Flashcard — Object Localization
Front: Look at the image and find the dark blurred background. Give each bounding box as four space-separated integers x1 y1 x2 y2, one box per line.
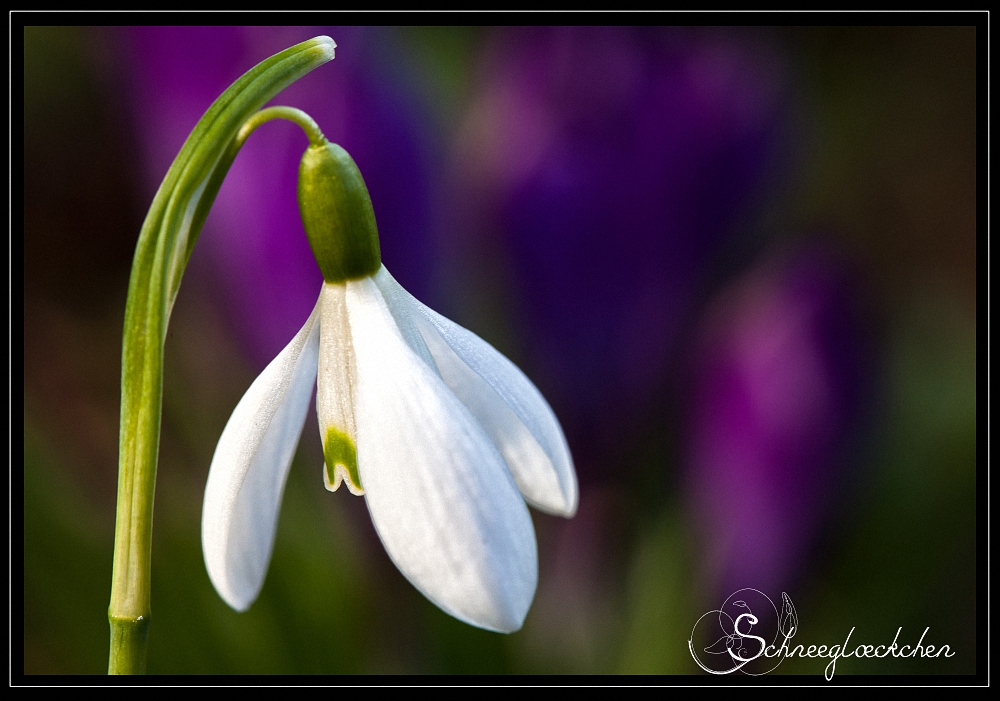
23 25 977 675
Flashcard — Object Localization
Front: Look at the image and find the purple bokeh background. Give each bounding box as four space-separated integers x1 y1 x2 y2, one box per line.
450 27 788 482
685 245 871 598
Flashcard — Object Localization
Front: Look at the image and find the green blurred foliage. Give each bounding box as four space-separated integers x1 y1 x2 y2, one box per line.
24 422 113 674
778 292 976 676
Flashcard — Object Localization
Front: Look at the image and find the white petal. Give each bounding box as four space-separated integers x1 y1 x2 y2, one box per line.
201 297 321 611
374 267 578 517
316 283 363 495
347 275 537 633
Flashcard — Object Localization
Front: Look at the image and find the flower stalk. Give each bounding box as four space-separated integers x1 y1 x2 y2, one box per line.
108 36 336 675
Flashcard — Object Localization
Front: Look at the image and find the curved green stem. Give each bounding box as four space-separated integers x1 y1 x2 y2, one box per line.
238 105 326 147
108 36 335 675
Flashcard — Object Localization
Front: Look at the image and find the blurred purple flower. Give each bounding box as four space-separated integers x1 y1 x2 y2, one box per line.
452 27 787 478
685 245 870 597
119 26 435 366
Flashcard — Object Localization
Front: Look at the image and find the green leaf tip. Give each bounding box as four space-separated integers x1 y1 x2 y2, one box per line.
312 35 337 60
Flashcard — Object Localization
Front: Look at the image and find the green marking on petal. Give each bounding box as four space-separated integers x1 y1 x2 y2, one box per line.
324 426 362 494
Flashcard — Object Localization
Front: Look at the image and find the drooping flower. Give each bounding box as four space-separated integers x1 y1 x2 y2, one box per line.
201 140 577 633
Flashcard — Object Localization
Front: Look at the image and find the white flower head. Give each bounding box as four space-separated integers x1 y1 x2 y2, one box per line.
201 140 577 633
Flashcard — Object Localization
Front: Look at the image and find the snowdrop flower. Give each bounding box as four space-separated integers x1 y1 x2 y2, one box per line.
202 138 577 633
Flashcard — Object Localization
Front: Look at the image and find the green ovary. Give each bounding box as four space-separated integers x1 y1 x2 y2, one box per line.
324 426 362 493
298 141 381 283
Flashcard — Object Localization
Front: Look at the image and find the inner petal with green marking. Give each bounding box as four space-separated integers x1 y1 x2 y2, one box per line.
324 425 363 495
316 281 361 495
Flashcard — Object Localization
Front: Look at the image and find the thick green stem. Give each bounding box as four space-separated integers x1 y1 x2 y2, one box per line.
108 616 150 675
108 36 335 675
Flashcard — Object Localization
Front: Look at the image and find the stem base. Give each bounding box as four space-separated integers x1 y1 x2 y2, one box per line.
108 615 150 675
